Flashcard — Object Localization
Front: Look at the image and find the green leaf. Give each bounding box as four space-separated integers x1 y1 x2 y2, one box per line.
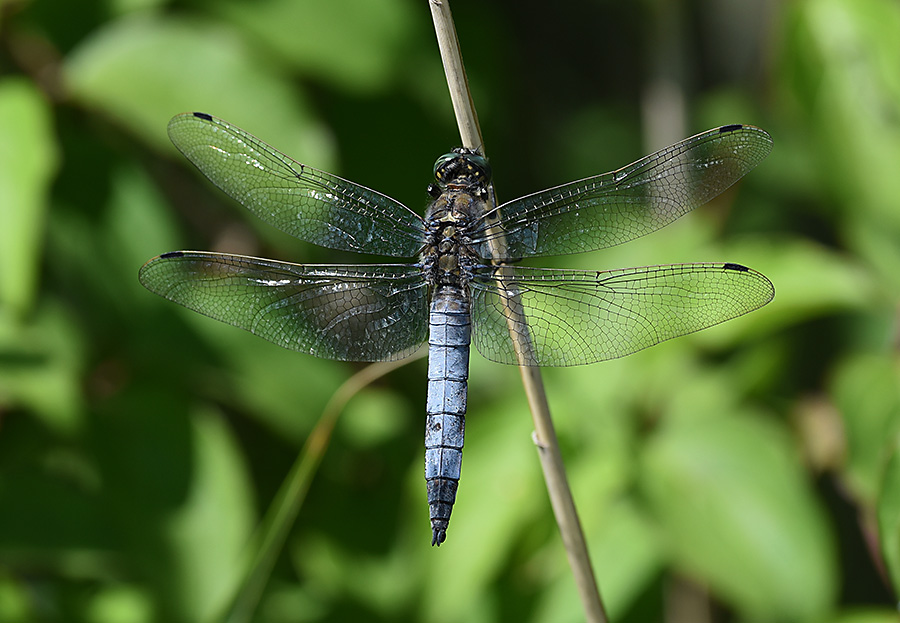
214 0 416 93
642 413 836 620
779 0 900 306
339 387 409 448
829 610 900 623
165 406 255 622
832 353 900 504
0 301 85 433
106 165 183 289
722 237 877 329
878 447 900 596
83 584 154 623
781 0 900 227
847 217 900 299
0 78 58 317
64 14 333 167
0 575 30 622
532 501 663 623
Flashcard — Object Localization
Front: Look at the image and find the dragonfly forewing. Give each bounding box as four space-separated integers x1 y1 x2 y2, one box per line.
167 113 427 257
469 262 774 366
470 125 772 260
139 251 429 361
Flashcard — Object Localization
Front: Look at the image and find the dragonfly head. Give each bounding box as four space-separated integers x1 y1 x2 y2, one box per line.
433 148 492 189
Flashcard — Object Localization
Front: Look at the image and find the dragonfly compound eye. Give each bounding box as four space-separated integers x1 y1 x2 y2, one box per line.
464 154 491 182
433 151 492 185
433 153 458 180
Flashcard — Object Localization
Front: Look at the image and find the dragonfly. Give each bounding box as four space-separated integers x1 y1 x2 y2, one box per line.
140 112 774 546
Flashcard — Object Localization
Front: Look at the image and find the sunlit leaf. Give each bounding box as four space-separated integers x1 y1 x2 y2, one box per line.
832 353 900 504
642 413 836 620
64 15 333 167
214 0 416 92
780 0 900 305
106 165 183 290
0 576 29 623
830 609 900 623
781 0 900 226
532 501 663 623
83 584 153 623
877 447 900 597
0 301 84 432
736 238 875 322
165 406 255 622
0 78 57 317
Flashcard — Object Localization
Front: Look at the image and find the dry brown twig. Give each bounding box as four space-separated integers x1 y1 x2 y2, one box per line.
428 2 609 622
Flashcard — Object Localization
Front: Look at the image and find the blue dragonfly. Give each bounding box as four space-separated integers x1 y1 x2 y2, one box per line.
140 112 774 545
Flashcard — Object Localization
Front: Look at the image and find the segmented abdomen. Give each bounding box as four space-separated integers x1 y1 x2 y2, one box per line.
424 285 470 546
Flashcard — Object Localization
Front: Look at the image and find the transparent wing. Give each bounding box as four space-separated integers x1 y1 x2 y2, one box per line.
470 125 772 259
469 262 774 366
139 251 429 361
167 112 426 257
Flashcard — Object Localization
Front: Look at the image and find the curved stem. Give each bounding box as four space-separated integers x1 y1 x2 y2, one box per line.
220 355 423 623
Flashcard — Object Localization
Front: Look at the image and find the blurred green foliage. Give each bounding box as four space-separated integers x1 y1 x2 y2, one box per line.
0 0 898 621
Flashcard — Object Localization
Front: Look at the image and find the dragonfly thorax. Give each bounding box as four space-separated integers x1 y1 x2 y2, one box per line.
422 185 485 288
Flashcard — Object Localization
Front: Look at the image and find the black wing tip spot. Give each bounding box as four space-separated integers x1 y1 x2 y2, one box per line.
723 262 749 272
192 112 213 121
718 124 744 133
160 251 186 259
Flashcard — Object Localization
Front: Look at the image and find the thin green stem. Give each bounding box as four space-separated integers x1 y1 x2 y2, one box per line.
218 355 422 623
